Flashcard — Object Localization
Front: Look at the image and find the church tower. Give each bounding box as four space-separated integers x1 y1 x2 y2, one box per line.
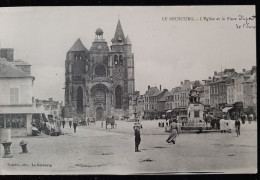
110 20 135 112
64 19 135 119
65 39 89 117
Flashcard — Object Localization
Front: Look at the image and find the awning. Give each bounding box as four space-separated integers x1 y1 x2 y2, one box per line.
222 107 233 113
0 105 44 114
166 110 173 113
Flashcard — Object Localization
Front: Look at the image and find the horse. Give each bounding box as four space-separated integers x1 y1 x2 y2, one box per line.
106 116 116 129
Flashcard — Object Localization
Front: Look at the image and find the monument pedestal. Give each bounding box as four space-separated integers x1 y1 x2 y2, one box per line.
2 142 13 158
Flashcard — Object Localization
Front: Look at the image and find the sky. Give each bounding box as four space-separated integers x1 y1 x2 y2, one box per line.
0 6 256 102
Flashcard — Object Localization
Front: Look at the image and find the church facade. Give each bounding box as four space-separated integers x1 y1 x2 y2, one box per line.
64 20 135 120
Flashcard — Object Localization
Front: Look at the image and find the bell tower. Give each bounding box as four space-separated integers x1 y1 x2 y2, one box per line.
110 20 135 112
65 38 88 117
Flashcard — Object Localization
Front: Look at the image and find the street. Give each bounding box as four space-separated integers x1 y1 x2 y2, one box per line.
0 120 257 175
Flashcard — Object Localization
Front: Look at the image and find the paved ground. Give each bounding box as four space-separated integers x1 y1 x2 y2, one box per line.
0 120 257 175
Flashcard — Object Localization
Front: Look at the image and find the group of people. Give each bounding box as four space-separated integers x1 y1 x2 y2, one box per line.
31 116 64 136
63 116 81 133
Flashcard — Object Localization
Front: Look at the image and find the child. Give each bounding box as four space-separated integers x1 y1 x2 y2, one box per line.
134 124 141 152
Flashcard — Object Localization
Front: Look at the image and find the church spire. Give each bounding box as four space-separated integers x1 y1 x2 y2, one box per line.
125 35 131 44
112 20 125 43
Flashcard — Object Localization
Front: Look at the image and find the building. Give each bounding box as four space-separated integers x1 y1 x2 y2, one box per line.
201 78 212 106
143 86 167 119
165 90 174 111
35 98 63 117
0 49 39 136
136 94 144 118
209 69 237 108
64 20 135 120
226 78 235 105
157 90 170 118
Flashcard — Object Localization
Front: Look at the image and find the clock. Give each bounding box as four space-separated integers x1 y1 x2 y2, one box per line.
97 44 103 50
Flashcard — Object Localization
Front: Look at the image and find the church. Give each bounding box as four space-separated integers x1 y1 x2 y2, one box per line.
64 20 135 120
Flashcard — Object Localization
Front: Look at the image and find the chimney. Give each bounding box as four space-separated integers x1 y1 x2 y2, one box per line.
160 85 161 91
208 76 211 79
214 71 217 76
242 69 245 72
181 81 183 85
148 85 150 90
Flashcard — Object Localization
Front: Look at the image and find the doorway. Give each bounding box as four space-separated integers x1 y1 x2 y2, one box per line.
96 107 103 121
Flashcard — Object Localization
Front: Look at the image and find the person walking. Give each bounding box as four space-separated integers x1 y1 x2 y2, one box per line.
87 116 90 126
62 118 66 128
69 117 72 128
73 116 79 133
249 114 253 124
235 119 241 137
166 120 179 144
241 113 246 124
134 124 141 152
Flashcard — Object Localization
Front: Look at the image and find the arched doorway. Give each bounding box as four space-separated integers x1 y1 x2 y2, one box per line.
115 85 123 109
96 107 103 121
77 86 83 113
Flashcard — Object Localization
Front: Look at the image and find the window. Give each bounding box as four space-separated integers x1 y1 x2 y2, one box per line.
119 55 123 65
194 111 200 118
0 115 4 128
5 114 26 128
10 88 19 104
114 55 118 65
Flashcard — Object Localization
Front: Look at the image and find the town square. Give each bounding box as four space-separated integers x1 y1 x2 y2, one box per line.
0 6 257 175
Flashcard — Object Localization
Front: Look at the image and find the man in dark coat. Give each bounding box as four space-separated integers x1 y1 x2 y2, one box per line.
134 125 141 152
73 116 79 133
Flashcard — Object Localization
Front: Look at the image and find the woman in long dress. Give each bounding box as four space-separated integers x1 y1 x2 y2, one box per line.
166 120 179 144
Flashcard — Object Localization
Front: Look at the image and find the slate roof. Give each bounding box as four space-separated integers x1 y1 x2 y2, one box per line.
180 82 194 91
69 38 87 52
144 87 160 96
11 59 31 66
158 91 170 102
0 58 34 78
244 73 256 83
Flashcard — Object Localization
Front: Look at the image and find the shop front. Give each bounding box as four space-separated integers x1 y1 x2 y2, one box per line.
0 105 43 137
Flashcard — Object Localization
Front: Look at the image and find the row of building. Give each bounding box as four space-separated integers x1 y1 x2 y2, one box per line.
130 67 256 120
0 47 62 136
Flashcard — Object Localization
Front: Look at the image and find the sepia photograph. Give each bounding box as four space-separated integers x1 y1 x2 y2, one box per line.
0 6 257 175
